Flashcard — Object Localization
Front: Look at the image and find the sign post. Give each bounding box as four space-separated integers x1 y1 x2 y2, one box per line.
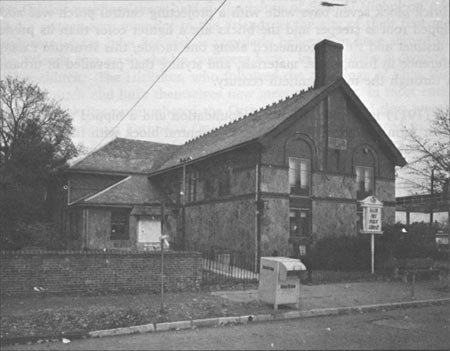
159 234 169 313
359 196 383 274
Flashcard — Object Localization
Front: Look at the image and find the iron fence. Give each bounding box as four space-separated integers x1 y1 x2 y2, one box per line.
200 247 258 288
191 245 397 288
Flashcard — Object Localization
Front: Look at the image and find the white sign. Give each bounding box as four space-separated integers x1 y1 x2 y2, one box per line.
360 196 383 234
359 196 384 274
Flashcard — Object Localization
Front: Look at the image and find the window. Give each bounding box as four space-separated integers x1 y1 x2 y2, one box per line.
204 178 215 199
111 209 129 240
289 209 310 238
356 166 373 199
289 157 311 195
187 170 198 202
218 169 231 196
68 210 79 240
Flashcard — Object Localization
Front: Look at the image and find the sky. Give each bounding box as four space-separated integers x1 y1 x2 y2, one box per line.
1 0 449 197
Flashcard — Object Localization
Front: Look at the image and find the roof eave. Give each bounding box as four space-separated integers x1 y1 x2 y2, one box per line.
258 80 339 145
148 139 261 178
339 79 407 167
258 78 406 167
65 168 149 176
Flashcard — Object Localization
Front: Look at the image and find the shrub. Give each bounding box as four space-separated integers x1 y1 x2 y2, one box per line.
1 220 65 250
309 236 371 271
382 222 436 259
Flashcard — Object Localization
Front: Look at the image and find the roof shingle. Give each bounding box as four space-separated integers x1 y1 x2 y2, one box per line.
157 84 329 170
69 77 405 176
70 138 179 173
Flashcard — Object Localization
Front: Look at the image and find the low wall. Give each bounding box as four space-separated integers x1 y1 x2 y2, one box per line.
0 250 202 296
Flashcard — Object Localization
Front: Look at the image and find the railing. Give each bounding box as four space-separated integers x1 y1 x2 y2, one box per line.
200 247 258 289
188 245 392 288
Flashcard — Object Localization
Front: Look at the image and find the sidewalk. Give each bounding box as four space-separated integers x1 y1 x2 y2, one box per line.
212 280 450 310
1 278 449 345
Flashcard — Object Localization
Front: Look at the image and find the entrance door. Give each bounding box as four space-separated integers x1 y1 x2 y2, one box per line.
138 217 161 244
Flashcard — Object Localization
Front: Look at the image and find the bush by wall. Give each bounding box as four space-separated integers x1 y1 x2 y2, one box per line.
307 221 444 272
0 221 66 251
0 250 202 296
382 222 437 259
308 236 372 271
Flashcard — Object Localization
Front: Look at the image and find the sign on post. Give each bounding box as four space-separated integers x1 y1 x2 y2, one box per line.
360 196 383 234
359 196 383 274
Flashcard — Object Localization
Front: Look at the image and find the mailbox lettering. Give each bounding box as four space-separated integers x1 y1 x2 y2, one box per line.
262 265 274 271
280 284 296 289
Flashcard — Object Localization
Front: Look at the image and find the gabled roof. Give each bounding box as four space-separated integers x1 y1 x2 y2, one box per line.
69 78 405 178
82 175 163 205
155 83 330 171
153 78 406 173
69 138 179 174
70 174 170 206
338 80 406 166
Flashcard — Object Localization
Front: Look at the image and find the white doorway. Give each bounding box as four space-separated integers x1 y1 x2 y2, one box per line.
137 217 161 244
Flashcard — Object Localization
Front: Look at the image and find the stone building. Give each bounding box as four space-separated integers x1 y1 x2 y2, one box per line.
64 39 406 268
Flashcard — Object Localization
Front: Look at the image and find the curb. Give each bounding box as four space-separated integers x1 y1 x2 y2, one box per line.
2 298 449 346
89 298 450 336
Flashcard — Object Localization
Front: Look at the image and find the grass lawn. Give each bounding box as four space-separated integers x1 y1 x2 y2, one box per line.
1 287 268 341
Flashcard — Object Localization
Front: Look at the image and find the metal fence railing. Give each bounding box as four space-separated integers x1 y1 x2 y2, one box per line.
190 245 414 288
200 248 258 288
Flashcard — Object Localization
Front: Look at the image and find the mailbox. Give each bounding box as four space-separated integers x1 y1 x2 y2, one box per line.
258 257 306 310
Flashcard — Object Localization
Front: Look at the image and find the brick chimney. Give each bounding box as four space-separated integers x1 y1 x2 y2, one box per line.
314 39 343 88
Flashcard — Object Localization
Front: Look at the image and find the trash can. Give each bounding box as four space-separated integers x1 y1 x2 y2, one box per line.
258 257 306 310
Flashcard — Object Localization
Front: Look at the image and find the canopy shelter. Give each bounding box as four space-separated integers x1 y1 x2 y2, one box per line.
396 192 449 225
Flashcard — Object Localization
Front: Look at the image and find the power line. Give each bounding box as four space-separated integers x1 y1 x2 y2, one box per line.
91 0 228 152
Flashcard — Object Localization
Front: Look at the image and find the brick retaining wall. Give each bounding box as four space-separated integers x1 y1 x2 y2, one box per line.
0 250 202 296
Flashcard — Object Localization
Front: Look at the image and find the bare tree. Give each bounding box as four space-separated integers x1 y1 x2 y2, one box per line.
402 108 450 194
1 77 78 248
1 77 77 167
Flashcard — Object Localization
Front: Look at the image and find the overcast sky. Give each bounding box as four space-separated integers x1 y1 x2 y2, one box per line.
1 0 449 196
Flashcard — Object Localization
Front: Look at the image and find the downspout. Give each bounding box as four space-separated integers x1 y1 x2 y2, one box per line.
67 179 71 206
254 148 262 273
83 209 89 250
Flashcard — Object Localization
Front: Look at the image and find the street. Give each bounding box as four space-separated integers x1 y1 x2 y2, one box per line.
3 304 449 350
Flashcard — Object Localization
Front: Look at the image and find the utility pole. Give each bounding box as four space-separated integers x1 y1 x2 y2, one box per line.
179 157 192 250
430 168 434 228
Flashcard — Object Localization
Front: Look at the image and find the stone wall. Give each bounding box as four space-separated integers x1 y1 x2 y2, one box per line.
312 173 355 199
312 200 357 239
185 198 256 254
260 197 290 256
0 250 202 296
83 208 136 250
